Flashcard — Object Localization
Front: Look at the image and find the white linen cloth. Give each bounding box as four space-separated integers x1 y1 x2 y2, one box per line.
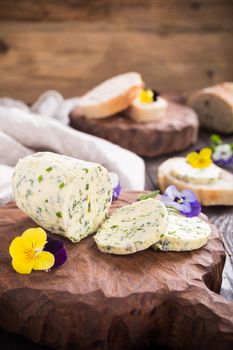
0 91 145 206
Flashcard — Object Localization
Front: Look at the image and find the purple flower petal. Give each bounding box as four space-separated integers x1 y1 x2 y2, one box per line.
109 172 121 200
161 185 201 218
189 200 201 217
44 236 67 270
178 201 192 214
164 185 181 200
160 194 175 207
213 156 233 168
112 182 121 201
180 189 197 203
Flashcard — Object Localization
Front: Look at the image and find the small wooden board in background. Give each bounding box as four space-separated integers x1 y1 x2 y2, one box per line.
70 100 199 157
0 192 232 350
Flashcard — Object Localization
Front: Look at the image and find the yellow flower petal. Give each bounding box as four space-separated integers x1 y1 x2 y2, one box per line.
139 89 154 104
33 251 55 271
202 158 212 168
200 148 212 160
12 256 34 274
9 236 25 258
22 227 47 251
186 152 198 165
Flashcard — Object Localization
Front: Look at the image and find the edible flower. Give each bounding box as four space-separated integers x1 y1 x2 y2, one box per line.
139 89 154 104
44 236 67 270
160 185 201 218
210 134 233 167
109 172 121 200
186 148 212 169
9 227 67 274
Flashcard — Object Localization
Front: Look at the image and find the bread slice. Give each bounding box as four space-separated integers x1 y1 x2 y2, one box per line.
188 82 233 133
128 96 168 123
73 72 144 119
158 157 233 206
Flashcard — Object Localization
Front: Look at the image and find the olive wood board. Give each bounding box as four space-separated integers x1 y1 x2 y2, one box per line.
70 100 199 158
0 191 233 350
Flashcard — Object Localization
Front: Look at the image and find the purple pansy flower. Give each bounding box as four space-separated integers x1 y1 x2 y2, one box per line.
161 185 201 218
212 144 233 168
109 172 121 200
44 236 67 270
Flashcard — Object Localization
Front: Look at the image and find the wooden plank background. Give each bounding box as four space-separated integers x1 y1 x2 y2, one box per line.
0 0 233 103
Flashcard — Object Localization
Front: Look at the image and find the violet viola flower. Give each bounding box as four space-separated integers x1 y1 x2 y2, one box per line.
44 236 67 270
109 172 121 200
160 185 201 218
212 144 233 168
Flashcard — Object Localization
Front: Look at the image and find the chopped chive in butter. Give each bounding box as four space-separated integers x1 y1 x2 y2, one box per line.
38 175 43 182
46 166 53 172
59 182 65 189
56 211 62 218
83 168 89 173
86 184 89 190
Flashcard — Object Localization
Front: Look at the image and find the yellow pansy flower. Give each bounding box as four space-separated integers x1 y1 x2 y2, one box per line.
186 148 213 169
139 89 154 104
9 228 55 274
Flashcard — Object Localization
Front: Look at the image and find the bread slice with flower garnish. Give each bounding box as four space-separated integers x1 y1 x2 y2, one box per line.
128 89 168 123
188 82 233 133
158 148 233 206
72 72 144 119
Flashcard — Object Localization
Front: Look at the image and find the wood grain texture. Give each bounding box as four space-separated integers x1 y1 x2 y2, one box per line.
1 0 233 32
0 1 233 102
0 193 233 349
70 99 199 157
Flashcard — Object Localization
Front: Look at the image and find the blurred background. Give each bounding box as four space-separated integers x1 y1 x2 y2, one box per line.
0 0 233 103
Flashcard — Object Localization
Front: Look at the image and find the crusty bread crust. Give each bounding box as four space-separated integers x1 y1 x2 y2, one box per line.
188 82 233 133
74 72 144 119
158 157 233 206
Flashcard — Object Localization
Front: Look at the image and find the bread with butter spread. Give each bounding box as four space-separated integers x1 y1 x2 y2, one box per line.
158 157 233 206
73 72 144 119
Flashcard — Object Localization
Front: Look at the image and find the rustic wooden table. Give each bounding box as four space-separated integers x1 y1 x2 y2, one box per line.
1 130 233 350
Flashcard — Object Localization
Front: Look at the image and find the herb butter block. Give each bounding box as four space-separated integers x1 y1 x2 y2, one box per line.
153 209 211 251
94 199 168 254
12 152 112 243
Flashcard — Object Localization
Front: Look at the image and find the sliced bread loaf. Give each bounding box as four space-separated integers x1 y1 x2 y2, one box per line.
74 72 144 119
188 82 233 133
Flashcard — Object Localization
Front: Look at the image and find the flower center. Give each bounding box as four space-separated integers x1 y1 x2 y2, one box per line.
24 247 43 262
175 197 183 204
24 248 36 262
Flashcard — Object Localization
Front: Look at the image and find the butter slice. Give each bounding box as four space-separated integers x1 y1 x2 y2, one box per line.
153 209 211 252
171 158 221 185
128 96 168 123
94 198 168 254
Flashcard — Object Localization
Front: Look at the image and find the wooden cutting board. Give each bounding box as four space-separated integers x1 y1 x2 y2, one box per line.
70 100 199 157
0 192 233 350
